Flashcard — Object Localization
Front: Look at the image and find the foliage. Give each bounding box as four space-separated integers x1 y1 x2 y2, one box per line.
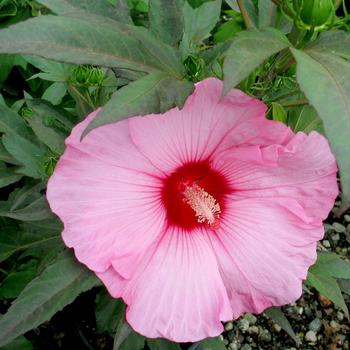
0 0 349 348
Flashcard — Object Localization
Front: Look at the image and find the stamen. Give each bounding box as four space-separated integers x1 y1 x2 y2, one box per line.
183 184 221 228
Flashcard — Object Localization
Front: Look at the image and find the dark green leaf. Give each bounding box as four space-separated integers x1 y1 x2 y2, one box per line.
147 339 181 350
338 279 350 295
223 28 290 92
149 0 184 46
0 336 33 350
291 47 350 213
0 167 22 188
226 0 258 27
195 337 227 350
258 0 276 28
313 252 350 280
0 250 100 347
42 82 67 106
0 54 27 85
0 142 19 164
307 268 349 317
113 322 132 350
265 307 300 345
0 270 37 299
84 72 194 135
95 290 125 335
0 14 184 78
120 331 145 350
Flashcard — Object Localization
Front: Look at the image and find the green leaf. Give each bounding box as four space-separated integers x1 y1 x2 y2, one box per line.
264 307 300 345
26 110 66 155
147 339 181 350
223 28 290 92
95 290 125 335
120 331 145 350
0 250 100 347
307 30 350 61
181 0 222 57
38 0 131 22
84 72 194 135
307 268 349 318
287 105 323 133
0 223 61 263
0 336 33 350
0 54 27 85
42 82 67 106
0 167 22 188
0 270 37 299
226 0 258 27
113 322 132 350
291 47 350 213
313 252 350 280
258 0 277 28
271 102 287 123
196 337 227 350
149 0 184 46
338 279 350 295
0 14 184 78
0 142 19 164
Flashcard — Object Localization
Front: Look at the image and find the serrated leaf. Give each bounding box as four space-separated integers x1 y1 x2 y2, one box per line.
223 28 290 92
0 14 184 78
0 224 61 263
291 47 350 213
0 250 100 347
84 72 194 135
307 268 348 318
149 0 184 46
265 307 300 345
0 167 22 188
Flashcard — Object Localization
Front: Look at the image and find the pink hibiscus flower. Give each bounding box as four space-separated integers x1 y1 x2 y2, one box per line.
47 78 338 342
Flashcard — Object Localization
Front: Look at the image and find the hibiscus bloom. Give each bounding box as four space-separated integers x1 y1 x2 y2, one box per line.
47 78 338 342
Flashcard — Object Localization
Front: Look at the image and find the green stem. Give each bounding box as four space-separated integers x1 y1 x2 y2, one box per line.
0 267 8 275
279 99 308 107
237 0 254 29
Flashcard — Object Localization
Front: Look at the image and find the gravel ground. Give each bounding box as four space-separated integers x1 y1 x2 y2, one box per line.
222 203 350 350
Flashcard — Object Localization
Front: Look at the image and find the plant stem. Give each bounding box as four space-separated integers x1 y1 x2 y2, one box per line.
237 0 254 29
279 99 308 107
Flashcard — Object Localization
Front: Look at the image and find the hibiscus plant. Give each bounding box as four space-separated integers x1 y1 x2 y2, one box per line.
0 0 349 349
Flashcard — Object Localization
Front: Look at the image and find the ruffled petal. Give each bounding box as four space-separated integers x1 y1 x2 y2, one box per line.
117 227 232 342
129 78 293 172
47 110 166 274
213 131 338 223
209 198 323 318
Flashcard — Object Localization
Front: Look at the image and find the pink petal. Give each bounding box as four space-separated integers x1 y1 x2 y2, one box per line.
47 110 166 274
109 227 232 342
213 131 338 222
128 78 293 172
209 198 323 318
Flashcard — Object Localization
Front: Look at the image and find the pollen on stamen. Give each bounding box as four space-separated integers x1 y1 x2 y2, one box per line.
183 184 221 228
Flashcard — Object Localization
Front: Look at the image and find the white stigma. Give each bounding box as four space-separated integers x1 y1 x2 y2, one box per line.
183 184 221 227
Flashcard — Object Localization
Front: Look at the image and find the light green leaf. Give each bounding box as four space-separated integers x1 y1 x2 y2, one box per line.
223 28 290 92
147 339 181 350
149 0 184 46
287 105 323 133
0 14 184 78
307 267 349 318
258 0 276 28
271 102 287 123
42 82 67 106
0 167 22 188
0 336 33 350
313 252 350 280
291 47 350 213
0 250 100 347
307 30 350 61
84 72 194 135
265 307 300 345
181 0 222 57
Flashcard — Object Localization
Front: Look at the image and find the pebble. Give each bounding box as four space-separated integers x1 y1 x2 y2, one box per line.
308 318 322 333
229 341 239 350
344 214 350 222
248 325 259 335
322 240 331 248
330 320 340 330
305 330 317 343
337 311 344 321
332 222 346 233
259 329 272 342
240 345 252 350
332 233 340 241
238 319 249 332
273 324 282 332
225 322 234 331
244 313 257 325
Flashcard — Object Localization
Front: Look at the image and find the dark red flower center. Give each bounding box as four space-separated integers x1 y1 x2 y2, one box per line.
161 160 231 231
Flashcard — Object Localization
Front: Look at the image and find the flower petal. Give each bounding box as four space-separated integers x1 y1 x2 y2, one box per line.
114 227 232 342
129 78 292 172
209 198 322 318
213 131 338 223
47 110 166 274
